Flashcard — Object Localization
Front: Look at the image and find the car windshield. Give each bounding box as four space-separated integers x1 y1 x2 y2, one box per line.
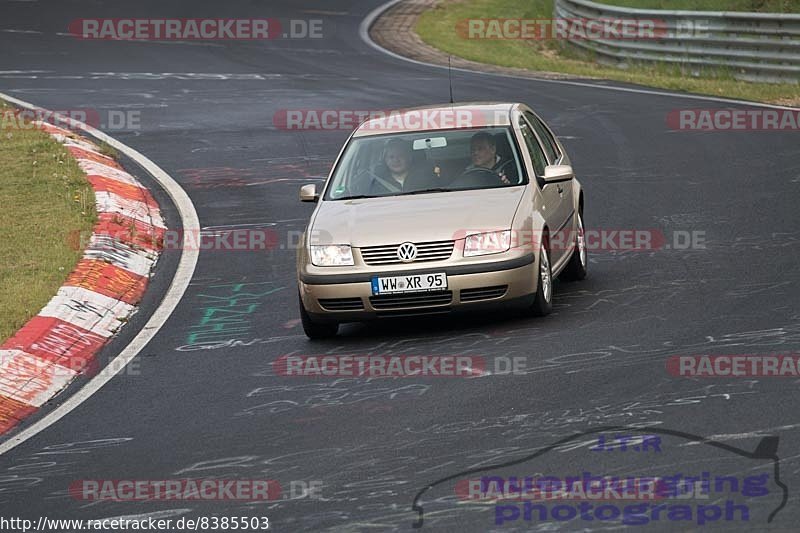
324 127 526 200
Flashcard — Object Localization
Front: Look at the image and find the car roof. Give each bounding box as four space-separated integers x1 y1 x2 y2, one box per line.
352 102 517 138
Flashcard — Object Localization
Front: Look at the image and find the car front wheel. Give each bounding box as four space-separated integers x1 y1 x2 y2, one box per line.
299 293 339 339
561 210 587 281
529 241 553 316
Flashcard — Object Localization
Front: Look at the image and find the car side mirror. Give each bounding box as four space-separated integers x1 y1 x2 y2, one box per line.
299 184 319 202
543 164 574 183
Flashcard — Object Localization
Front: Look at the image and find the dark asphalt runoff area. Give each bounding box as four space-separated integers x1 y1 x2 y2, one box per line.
1 0 799 531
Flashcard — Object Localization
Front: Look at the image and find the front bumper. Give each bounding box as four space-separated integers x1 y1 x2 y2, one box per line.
299 253 537 322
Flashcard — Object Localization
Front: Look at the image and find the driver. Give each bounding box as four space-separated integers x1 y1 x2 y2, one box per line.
465 132 517 185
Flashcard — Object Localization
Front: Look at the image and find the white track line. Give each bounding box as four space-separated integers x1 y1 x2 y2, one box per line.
360 0 799 111
0 92 200 455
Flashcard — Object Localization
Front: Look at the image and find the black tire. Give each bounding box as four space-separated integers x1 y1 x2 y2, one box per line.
529 241 553 317
561 210 587 281
299 294 339 339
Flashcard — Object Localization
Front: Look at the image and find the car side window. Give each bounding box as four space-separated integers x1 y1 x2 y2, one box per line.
524 111 561 164
518 118 547 178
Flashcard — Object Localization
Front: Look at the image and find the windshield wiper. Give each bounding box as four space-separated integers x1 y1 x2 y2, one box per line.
395 188 453 196
336 188 453 200
335 194 379 200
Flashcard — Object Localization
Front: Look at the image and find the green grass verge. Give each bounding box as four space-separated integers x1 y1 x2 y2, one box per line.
0 102 96 343
595 0 800 13
415 0 800 105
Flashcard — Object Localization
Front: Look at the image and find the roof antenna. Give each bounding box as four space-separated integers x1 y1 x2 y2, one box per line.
448 55 454 104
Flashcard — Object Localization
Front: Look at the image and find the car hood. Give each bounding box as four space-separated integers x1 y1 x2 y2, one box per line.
311 186 525 247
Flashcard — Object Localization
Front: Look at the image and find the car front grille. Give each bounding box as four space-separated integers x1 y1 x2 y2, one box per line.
359 240 455 265
318 297 364 311
460 285 508 302
369 290 453 310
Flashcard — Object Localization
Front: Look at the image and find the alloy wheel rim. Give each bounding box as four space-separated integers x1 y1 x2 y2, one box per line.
540 243 551 303
577 214 587 268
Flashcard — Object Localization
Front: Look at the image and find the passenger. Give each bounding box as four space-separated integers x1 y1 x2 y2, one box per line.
371 138 413 193
356 139 436 195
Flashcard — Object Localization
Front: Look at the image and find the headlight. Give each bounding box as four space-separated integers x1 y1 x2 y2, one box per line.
310 245 354 266
464 230 511 257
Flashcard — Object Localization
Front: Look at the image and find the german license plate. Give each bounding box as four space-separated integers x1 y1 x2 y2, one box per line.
371 272 447 295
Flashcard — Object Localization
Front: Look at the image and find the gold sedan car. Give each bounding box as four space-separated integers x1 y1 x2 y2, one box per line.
296 103 586 338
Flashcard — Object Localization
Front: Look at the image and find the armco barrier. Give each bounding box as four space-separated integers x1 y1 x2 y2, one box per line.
554 0 800 83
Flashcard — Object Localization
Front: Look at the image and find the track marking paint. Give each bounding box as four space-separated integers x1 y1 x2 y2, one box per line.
0 93 199 455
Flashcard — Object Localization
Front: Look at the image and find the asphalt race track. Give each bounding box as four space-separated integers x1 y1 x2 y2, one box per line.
2 1 800 531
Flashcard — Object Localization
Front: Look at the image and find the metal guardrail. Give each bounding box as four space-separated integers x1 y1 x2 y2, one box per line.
554 0 800 83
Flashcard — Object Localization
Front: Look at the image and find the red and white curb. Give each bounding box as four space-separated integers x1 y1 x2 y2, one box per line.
0 122 164 435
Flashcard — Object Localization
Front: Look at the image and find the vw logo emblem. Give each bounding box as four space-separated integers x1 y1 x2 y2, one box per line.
397 242 417 263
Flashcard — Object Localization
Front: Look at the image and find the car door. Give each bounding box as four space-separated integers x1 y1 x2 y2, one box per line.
524 111 574 264
517 116 567 264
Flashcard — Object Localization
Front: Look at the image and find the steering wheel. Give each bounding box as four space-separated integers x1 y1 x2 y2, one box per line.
451 167 503 188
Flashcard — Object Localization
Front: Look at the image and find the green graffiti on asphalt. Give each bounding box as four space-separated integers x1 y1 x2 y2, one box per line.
185 281 284 346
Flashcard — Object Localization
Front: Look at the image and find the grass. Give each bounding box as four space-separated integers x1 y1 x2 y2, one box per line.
96 140 119 160
0 101 96 343
594 0 800 12
415 0 800 106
